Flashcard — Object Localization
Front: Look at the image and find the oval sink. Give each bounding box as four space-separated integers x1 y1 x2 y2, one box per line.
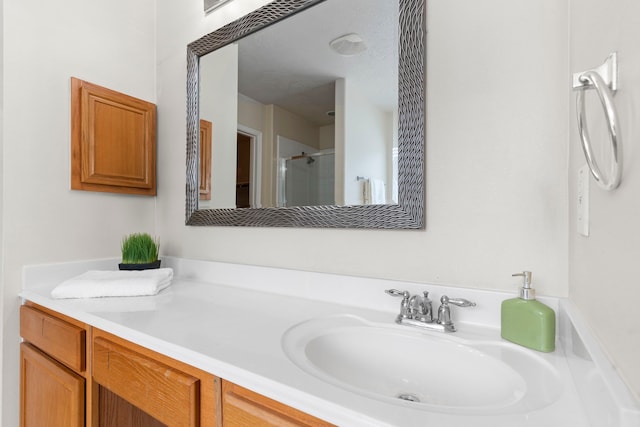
282 315 563 415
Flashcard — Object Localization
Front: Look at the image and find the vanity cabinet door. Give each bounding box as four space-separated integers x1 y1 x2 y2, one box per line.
93 337 199 427
20 343 85 427
221 381 334 427
91 329 218 427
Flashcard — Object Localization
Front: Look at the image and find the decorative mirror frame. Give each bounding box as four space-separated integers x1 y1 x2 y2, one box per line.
186 0 425 228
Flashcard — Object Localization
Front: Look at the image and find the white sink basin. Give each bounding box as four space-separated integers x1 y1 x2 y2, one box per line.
282 315 563 415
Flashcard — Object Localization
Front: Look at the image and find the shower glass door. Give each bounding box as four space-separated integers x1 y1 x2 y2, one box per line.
282 152 335 207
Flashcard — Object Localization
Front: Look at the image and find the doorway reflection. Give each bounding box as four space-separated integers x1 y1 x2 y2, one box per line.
236 133 251 208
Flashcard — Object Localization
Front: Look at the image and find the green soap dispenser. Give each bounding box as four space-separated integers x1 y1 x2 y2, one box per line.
501 271 555 352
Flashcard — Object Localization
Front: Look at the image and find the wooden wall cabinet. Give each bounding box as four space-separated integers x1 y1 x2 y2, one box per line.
71 77 157 195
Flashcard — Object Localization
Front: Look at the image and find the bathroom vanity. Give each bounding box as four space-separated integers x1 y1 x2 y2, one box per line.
20 302 326 427
19 257 639 426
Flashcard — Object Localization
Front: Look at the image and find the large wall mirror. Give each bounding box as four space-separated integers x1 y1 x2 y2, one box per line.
186 0 424 228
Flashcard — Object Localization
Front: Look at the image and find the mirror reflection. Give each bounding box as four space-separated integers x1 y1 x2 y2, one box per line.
198 0 399 209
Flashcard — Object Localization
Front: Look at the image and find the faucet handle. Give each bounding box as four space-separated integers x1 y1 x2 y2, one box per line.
437 295 476 331
385 289 412 319
441 295 476 307
385 289 410 298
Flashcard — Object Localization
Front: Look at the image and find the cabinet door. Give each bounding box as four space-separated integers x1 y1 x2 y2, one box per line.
20 343 85 427
93 337 199 427
70 77 157 196
221 381 333 427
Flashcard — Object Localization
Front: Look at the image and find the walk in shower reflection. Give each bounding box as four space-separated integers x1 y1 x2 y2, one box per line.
279 151 335 207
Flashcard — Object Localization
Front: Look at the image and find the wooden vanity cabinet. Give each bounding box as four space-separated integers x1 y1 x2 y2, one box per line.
20 304 88 427
221 381 334 427
20 303 333 427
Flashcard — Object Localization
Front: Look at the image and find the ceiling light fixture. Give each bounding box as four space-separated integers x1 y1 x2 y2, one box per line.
329 33 368 56
204 0 234 14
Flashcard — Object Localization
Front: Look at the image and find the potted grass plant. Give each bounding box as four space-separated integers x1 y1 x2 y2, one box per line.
119 233 161 270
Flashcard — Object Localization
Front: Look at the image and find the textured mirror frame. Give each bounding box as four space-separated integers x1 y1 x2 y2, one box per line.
186 0 425 228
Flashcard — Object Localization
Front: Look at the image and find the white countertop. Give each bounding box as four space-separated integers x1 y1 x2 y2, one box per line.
19 257 636 426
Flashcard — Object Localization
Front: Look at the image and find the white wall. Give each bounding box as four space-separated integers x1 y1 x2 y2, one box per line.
156 0 569 294
2 0 157 424
334 78 346 205
199 44 239 209
343 79 392 205
319 124 335 151
569 0 640 400
238 94 264 132
0 0 4 416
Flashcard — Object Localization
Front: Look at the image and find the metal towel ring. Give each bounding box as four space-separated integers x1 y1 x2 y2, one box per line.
576 70 622 191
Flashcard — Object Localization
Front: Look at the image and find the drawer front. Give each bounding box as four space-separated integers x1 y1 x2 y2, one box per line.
93 337 199 427
20 305 85 372
222 381 334 427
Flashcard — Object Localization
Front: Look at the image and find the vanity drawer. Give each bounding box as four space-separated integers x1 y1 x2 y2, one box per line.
222 381 334 427
20 305 86 372
93 337 200 427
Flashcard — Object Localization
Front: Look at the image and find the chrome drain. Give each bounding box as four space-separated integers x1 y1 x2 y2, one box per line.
397 393 420 402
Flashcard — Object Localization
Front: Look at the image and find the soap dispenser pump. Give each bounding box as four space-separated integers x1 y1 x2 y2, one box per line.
501 271 555 352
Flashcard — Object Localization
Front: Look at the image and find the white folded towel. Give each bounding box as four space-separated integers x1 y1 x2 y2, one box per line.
51 268 173 299
370 178 386 204
363 178 386 205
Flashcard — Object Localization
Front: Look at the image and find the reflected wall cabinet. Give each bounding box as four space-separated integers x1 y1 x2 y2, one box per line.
71 77 157 195
199 119 212 201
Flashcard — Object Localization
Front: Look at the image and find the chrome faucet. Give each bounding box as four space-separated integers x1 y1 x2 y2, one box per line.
386 289 413 318
385 289 475 332
410 291 433 323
